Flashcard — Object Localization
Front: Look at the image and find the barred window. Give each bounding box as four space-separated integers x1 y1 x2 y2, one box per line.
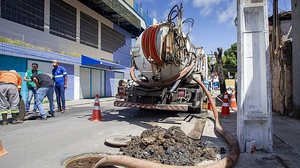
50 0 76 41
101 23 125 53
1 0 44 31
80 12 98 48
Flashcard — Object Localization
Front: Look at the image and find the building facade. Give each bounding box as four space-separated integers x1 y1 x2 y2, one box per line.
0 0 149 100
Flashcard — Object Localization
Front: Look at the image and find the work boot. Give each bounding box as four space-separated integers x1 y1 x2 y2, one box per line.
12 113 23 124
1 114 8 125
55 108 62 113
48 111 55 117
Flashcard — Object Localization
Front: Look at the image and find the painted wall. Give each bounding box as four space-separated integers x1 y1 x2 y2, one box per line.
0 0 113 62
112 24 132 68
26 60 74 100
112 24 132 81
0 55 27 100
105 71 114 97
74 65 80 100
292 0 300 117
60 63 74 100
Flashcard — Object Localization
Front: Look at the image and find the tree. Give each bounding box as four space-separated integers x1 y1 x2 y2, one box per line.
222 43 237 77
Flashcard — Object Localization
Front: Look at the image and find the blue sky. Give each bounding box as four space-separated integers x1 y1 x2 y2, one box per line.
138 0 291 54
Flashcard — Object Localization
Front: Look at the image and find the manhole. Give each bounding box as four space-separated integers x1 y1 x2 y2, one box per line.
64 153 112 168
105 135 132 147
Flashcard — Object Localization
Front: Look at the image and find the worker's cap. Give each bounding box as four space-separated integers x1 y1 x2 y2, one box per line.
52 60 59 66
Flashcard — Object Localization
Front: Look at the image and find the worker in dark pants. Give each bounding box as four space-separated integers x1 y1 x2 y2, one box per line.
31 74 55 120
0 70 23 125
52 60 67 113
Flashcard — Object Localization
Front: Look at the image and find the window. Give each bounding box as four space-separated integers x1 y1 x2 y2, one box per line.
80 12 98 48
50 0 76 41
101 23 125 53
1 0 44 31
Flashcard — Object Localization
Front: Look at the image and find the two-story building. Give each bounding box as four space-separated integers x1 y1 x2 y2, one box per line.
0 0 151 100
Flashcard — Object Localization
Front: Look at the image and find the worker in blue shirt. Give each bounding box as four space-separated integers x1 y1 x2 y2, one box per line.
52 60 67 113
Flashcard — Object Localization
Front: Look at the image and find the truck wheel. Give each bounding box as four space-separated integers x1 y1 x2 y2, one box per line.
18 99 26 121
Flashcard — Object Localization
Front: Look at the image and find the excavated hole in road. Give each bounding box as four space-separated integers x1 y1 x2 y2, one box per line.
120 125 221 166
65 126 223 167
64 153 117 168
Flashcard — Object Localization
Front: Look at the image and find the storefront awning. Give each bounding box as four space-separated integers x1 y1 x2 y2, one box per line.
81 55 127 69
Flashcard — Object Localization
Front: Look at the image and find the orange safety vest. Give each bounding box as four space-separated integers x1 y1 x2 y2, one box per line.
0 71 22 90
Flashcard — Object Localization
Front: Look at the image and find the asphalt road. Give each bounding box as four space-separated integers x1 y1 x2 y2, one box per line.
0 101 156 168
1 100 299 168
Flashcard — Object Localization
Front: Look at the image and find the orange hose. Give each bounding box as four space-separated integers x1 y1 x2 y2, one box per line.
142 27 151 59
141 25 164 66
149 25 164 66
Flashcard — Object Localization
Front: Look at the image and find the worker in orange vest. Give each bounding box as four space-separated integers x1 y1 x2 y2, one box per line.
0 70 22 125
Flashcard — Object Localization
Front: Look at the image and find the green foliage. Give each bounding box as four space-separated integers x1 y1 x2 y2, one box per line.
222 43 237 72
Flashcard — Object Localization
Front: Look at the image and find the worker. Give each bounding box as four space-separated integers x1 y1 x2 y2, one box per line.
0 70 23 125
31 73 55 120
52 60 67 113
24 63 42 114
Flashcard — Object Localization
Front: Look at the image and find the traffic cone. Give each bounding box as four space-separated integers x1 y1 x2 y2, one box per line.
221 92 230 117
0 140 8 157
90 94 102 121
230 90 237 111
207 101 212 110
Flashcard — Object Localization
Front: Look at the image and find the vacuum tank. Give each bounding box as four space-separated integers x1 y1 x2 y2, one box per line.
115 3 206 112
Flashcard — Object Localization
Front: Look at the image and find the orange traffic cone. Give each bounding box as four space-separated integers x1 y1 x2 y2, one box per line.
221 92 230 117
208 101 211 110
90 94 102 121
0 140 8 157
230 90 237 111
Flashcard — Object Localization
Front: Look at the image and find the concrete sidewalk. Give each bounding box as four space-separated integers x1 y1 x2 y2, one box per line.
215 110 300 168
273 113 300 156
36 97 116 111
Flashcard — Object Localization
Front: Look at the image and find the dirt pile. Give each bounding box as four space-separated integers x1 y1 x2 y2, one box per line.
120 126 220 166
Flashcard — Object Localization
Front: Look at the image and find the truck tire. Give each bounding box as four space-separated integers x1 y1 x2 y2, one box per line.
18 99 26 121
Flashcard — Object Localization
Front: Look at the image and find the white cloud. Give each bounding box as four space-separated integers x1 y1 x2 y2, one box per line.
149 9 158 18
168 0 190 7
192 0 224 16
216 0 236 25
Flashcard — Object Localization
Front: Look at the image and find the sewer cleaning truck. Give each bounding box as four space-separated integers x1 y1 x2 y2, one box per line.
114 4 206 112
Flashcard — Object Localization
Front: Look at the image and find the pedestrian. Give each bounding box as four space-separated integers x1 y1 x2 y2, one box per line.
52 60 67 113
0 70 23 125
31 73 55 120
24 63 42 114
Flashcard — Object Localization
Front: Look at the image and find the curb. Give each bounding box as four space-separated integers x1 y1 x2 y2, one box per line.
42 98 116 109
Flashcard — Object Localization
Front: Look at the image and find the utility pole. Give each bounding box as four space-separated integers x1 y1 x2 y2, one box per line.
272 0 279 56
292 0 300 117
237 0 273 152
214 48 226 95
